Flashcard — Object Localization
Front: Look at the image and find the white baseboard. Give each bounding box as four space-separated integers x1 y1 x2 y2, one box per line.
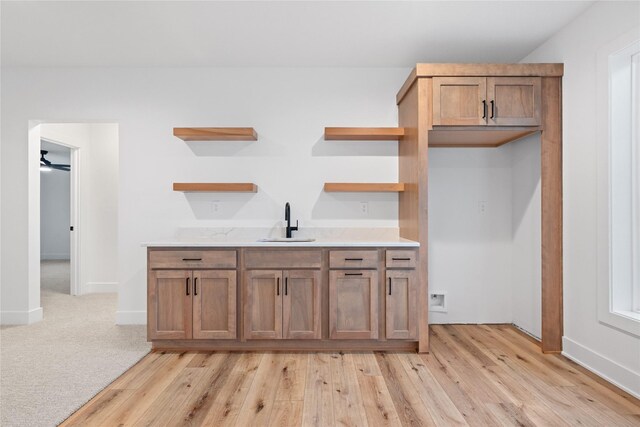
562 336 640 398
0 307 43 325
116 310 146 325
84 282 118 294
41 253 70 260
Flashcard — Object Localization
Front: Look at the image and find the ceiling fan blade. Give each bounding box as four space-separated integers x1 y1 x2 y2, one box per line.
40 150 70 171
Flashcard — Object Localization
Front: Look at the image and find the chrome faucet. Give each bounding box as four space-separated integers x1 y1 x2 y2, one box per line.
284 202 298 238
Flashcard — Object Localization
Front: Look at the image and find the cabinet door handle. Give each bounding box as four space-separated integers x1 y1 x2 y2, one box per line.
194 277 198 296
482 100 487 119
490 100 495 119
392 257 411 261
277 277 280 296
186 277 190 296
345 272 363 276
388 277 392 295
182 258 202 262
345 258 363 261
285 277 288 296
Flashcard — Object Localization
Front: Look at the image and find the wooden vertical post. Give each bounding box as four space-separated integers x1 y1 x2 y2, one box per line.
541 77 563 353
398 76 431 353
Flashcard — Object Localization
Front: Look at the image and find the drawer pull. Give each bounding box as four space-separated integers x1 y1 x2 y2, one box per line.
344 258 363 261
345 273 363 276
392 257 411 261
182 258 202 261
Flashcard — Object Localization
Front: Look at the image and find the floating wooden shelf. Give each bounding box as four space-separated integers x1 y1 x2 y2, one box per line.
173 127 257 141
173 183 257 192
324 183 405 192
324 127 405 141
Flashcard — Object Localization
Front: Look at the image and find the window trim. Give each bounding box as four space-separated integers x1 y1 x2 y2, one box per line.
596 26 640 337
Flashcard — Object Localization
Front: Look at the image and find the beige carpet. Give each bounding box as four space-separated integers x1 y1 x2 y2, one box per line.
0 261 150 427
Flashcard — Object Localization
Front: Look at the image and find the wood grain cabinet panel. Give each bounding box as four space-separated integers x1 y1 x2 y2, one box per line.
244 270 283 340
329 250 378 269
487 77 541 126
148 270 192 340
385 270 418 339
283 270 321 339
149 250 237 269
432 77 487 126
192 270 237 339
148 268 237 341
329 270 379 339
244 269 321 340
433 76 541 127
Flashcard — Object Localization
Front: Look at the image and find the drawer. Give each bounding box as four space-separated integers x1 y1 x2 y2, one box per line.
244 250 321 269
329 250 378 269
148 250 237 269
386 250 417 269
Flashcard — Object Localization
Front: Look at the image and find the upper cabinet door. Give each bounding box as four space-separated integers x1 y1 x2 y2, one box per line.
487 77 541 126
433 77 487 126
283 270 321 340
148 269 192 340
329 270 379 339
244 270 283 340
192 270 237 339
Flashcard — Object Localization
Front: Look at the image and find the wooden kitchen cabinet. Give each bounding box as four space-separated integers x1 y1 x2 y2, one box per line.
148 270 192 340
244 269 321 340
433 76 541 126
329 270 379 339
385 270 418 339
192 270 237 339
148 269 237 340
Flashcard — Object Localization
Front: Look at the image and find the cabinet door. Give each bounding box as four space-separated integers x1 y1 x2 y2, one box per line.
193 270 237 339
329 270 378 339
148 270 192 340
386 270 418 339
487 77 541 126
283 270 321 339
244 270 283 339
433 77 487 126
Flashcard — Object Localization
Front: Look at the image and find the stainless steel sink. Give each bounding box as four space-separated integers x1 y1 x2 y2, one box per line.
257 237 316 242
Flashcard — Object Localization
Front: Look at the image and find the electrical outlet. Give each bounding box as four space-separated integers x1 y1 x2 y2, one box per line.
212 201 221 213
360 201 369 216
478 200 488 214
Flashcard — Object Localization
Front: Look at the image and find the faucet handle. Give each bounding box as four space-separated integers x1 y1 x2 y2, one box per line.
292 220 299 231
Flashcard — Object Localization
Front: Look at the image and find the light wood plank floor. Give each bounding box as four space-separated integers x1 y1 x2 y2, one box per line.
61 325 640 426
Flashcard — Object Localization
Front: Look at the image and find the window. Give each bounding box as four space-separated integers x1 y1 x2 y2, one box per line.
597 28 640 336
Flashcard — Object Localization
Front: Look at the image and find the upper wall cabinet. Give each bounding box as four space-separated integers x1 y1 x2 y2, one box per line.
432 77 541 127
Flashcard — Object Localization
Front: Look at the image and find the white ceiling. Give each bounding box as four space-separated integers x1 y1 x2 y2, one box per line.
1 1 594 67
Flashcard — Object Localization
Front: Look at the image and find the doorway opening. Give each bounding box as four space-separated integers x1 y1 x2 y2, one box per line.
40 140 75 296
28 122 119 321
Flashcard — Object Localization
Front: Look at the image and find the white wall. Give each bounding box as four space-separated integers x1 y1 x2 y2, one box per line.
0 68 406 324
40 149 71 260
39 124 119 295
428 147 513 324
1 67 518 326
510 136 542 338
520 1 640 396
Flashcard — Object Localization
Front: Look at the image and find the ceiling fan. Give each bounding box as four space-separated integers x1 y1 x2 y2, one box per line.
40 150 70 172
